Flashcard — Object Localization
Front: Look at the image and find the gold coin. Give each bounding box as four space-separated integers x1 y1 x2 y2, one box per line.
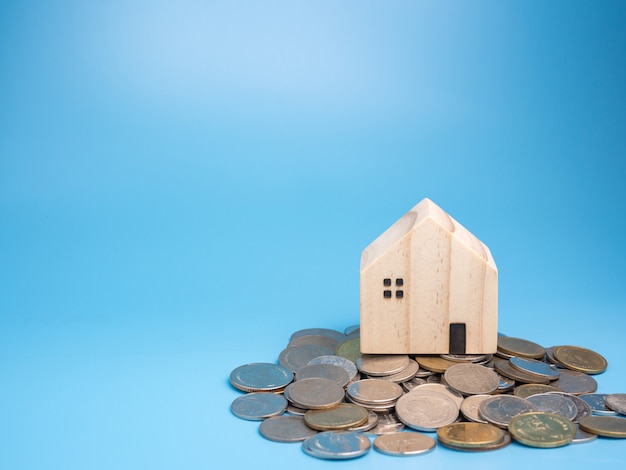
416 356 458 373
553 345 608 375
336 337 361 364
497 336 545 359
578 416 626 438
304 403 369 431
437 422 505 448
509 412 576 448
514 383 561 399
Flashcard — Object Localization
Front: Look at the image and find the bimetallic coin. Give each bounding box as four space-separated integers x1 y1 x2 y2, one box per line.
551 368 598 395
357 354 409 376
478 395 537 429
373 432 436 456
336 337 361 364
307 355 358 382
526 393 578 421
509 412 576 448
286 378 345 410
605 393 626 415
229 363 294 393
460 395 492 423
278 344 335 372
497 336 545 359
514 383 561 399
578 393 617 415
509 356 560 380
395 390 459 432
437 422 505 448
444 363 500 396
579 416 626 438
302 431 371 459
259 415 318 442
304 403 369 431
230 392 287 420
553 345 608 375
295 363 350 388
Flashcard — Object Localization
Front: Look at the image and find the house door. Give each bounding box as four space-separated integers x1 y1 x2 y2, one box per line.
449 323 466 354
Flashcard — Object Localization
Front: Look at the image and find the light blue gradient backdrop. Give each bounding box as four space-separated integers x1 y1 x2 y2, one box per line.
1 2 625 468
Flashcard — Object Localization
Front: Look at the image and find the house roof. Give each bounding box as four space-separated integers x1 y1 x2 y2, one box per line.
360 198 497 271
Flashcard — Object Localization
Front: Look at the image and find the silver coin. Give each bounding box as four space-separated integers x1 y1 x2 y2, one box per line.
605 393 626 415
307 355 358 382
357 354 410 376
344 325 360 336
411 383 464 408
460 394 492 423
496 373 516 393
259 415 318 442
286 378 345 410
303 431 371 460
395 389 459 432
572 423 598 444
526 393 578 421
578 393 618 415
346 379 404 406
364 412 405 435
290 328 346 343
288 334 341 350
278 344 335 372
229 362 294 392
378 359 420 383
295 363 351 388
478 395 537 428
551 368 598 395
230 392 287 420
444 363 500 395
402 377 427 392
509 356 560 380
373 432 436 456
545 392 592 423
348 410 379 432
440 353 490 363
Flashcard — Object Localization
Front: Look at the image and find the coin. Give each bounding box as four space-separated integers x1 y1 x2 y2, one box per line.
416 356 458 373
578 416 626 438
572 424 598 444
302 431 371 459
304 403 369 431
348 410 379 432
438 431 511 452
478 395 537 428
402 377 427 392
460 395 492 423
346 379 404 407
526 393 578 421
295 363 351 388
357 354 409 376
497 336 545 359
444 363 500 395
545 392 592 423
290 328 346 343
412 383 464 408
509 412 576 448
230 392 288 420
229 363 294 393
259 415 318 442
307 355 358 382
514 383 561 399
578 393 618 415
551 368 598 395
278 344 336 372
509 356 560 380
553 345 608 375
493 358 551 384
364 412 405 435
336 337 361 364
437 422 505 448
288 334 341 350
286 378 345 410
395 390 459 432
378 359 420 383
373 432 436 456
605 393 626 415
440 353 490 363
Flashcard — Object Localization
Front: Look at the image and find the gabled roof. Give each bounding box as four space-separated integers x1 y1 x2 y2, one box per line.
360 198 496 272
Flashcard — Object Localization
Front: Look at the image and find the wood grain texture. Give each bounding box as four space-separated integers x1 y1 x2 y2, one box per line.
360 198 497 354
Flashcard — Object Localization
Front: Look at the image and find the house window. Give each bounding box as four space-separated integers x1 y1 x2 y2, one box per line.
383 278 405 299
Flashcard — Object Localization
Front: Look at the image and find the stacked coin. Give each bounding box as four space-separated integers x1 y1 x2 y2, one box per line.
230 325 626 460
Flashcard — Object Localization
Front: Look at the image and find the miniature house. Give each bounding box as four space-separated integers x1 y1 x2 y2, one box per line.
360 198 497 355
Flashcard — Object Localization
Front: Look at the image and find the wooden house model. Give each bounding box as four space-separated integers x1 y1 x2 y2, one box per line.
360 198 498 355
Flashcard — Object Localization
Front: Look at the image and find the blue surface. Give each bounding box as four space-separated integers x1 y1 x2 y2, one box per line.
1 1 625 468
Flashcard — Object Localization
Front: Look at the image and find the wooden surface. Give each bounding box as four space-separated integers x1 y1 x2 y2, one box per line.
360 198 498 354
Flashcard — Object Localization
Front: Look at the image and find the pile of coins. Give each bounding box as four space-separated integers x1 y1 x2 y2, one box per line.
229 326 626 459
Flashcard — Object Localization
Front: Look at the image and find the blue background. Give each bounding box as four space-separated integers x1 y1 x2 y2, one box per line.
1 1 625 468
